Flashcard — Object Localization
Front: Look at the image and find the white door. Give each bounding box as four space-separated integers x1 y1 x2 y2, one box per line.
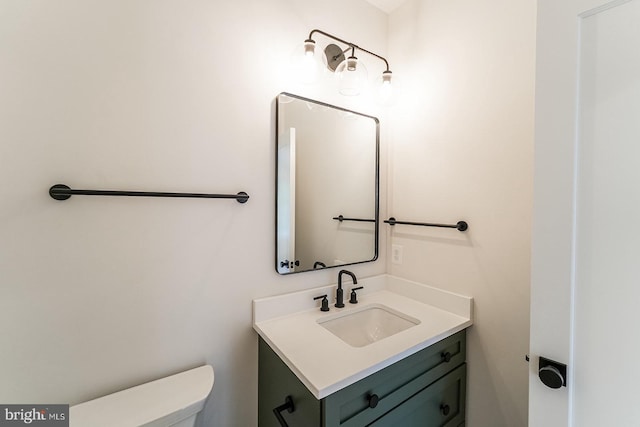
530 0 640 426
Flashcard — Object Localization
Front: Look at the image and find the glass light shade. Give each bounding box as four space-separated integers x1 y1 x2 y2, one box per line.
289 39 322 85
335 56 368 96
375 71 400 106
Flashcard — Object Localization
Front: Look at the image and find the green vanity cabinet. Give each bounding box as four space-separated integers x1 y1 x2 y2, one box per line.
258 330 467 427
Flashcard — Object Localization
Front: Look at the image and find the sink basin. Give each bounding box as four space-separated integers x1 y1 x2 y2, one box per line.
317 304 420 347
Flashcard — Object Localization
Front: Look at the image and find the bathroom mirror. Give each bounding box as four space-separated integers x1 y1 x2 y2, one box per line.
276 92 379 274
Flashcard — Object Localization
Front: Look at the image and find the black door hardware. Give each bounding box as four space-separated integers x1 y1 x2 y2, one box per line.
538 357 567 389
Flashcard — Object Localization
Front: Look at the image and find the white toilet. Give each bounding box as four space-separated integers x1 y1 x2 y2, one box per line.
70 365 214 427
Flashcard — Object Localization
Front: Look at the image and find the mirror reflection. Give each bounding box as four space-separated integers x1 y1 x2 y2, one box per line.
276 93 379 274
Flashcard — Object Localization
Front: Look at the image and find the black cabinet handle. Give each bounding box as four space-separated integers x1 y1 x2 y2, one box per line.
273 396 295 427
440 403 450 416
441 351 452 363
367 393 380 408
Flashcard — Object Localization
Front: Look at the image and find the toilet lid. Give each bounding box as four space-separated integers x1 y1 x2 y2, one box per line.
70 365 214 427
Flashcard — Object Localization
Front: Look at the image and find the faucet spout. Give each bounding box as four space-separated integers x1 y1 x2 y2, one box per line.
336 270 358 308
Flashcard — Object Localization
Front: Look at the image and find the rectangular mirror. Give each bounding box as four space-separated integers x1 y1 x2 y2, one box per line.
276 92 379 274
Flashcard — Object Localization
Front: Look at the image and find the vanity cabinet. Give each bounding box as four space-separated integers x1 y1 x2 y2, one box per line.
258 330 466 427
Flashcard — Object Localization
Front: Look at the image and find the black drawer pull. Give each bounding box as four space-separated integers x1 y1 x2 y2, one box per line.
273 395 295 427
441 351 452 363
440 403 450 416
367 393 380 408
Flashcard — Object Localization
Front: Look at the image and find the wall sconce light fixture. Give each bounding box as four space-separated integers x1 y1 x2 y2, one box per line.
299 29 397 101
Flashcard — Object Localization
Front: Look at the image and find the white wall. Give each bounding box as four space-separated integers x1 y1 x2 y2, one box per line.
0 1 387 425
387 1 536 425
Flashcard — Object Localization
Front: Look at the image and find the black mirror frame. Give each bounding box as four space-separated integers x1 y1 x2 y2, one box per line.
275 92 379 275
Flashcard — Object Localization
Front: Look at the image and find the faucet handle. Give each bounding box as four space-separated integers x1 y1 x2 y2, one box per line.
313 295 330 312
349 286 364 304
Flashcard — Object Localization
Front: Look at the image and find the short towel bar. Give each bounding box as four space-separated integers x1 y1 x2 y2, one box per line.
384 217 468 232
332 215 375 223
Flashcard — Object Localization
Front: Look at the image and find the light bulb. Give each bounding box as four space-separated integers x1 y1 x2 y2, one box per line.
289 39 321 85
375 71 400 106
347 57 357 72
303 39 315 57
335 56 368 96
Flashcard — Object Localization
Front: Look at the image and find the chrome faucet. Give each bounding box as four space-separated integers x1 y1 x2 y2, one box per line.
336 270 357 308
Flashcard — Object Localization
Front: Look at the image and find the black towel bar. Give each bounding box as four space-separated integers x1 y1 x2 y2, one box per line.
332 215 375 223
384 217 468 232
49 184 249 203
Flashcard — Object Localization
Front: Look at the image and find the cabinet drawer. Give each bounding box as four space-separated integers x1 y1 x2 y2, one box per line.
323 330 465 426
368 363 466 427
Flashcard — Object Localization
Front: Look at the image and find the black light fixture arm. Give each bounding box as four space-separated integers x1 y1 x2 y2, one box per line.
307 29 391 72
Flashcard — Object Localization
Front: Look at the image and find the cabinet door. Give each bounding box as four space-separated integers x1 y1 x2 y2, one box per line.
258 338 322 427
367 364 466 427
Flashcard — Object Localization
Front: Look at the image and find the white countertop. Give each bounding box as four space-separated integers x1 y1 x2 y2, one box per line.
253 274 473 399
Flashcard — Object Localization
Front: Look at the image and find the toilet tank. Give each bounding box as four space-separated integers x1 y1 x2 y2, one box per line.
70 365 214 427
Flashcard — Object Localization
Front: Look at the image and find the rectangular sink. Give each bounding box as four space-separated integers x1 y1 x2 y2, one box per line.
317 304 420 347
